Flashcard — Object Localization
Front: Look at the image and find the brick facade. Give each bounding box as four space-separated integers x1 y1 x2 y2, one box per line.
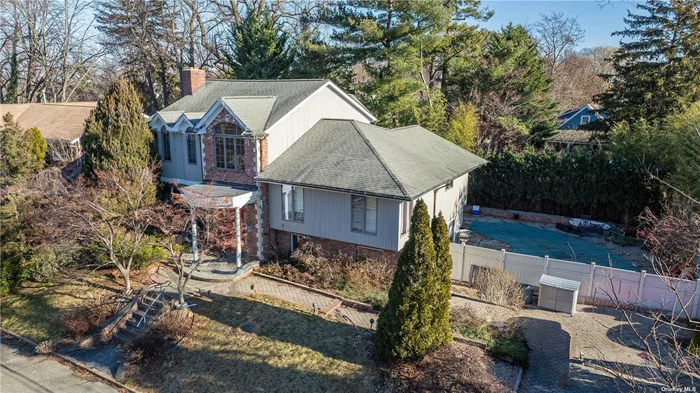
242 203 258 258
202 110 257 185
267 229 400 264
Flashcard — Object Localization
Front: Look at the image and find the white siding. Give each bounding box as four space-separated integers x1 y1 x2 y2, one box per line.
265 86 375 163
399 173 470 249
268 184 402 251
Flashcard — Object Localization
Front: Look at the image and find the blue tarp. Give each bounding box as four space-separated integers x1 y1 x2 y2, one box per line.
469 221 639 271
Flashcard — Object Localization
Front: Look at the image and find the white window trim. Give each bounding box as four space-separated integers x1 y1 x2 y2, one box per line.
351 195 378 235
580 115 591 125
282 185 304 222
186 134 198 165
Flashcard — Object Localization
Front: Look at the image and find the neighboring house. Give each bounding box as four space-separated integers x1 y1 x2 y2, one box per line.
0 102 96 163
547 104 607 151
149 68 486 264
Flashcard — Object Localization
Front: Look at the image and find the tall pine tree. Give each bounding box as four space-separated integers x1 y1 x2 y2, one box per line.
452 24 557 153
82 76 155 179
598 0 700 123
223 10 296 79
430 212 454 349
320 0 490 133
374 200 441 362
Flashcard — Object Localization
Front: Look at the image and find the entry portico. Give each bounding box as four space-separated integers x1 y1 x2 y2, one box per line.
179 182 256 268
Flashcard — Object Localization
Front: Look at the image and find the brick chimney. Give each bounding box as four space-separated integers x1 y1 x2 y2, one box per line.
181 67 206 96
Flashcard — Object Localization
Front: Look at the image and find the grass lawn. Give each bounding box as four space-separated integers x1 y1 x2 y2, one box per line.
0 270 132 342
128 294 383 393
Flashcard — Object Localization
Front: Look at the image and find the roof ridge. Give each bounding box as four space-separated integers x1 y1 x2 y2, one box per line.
34 102 96 108
206 78 326 82
220 95 278 99
349 120 410 199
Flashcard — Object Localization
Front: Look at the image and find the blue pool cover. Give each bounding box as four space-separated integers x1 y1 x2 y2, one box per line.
469 221 639 271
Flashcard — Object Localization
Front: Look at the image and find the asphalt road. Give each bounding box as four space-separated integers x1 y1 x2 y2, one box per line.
0 340 117 393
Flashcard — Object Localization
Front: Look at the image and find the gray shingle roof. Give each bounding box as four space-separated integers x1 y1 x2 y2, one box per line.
221 96 277 134
158 79 327 130
258 119 487 200
548 130 595 144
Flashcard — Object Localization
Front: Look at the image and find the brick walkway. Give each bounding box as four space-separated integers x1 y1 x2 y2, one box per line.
451 296 654 392
212 275 380 330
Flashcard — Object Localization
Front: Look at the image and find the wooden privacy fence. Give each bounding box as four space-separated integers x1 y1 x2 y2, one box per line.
450 243 700 320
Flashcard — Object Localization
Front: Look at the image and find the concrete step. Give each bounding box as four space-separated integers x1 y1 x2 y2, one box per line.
114 332 134 344
321 299 343 315
126 317 143 328
132 309 156 322
120 325 144 339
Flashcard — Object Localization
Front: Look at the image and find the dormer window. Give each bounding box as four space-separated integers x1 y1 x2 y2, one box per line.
214 122 245 170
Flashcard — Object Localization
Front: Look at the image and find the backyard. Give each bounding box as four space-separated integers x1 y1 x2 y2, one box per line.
463 215 649 271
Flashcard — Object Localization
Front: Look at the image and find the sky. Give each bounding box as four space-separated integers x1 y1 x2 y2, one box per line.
481 0 642 49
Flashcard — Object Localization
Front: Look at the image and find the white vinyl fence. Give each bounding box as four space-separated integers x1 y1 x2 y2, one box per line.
450 243 700 320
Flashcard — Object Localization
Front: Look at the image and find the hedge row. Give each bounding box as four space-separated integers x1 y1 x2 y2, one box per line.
468 148 661 222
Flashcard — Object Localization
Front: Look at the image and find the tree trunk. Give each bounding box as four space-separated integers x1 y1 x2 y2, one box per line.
120 268 131 294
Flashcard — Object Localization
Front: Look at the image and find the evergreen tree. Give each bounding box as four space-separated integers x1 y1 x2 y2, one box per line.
321 0 490 133
26 127 48 165
374 200 441 362
223 11 296 79
82 76 155 179
452 24 557 153
0 114 46 179
430 212 454 349
598 0 700 123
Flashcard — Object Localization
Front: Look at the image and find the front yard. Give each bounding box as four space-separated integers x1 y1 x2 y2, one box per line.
0 270 134 342
128 293 382 393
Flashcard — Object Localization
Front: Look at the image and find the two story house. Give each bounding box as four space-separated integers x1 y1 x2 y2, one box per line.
547 104 608 152
149 68 486 265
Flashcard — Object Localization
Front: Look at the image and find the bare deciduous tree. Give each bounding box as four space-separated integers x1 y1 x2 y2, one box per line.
532 11 585 75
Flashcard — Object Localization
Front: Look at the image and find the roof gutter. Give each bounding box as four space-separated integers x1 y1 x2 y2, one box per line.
256 179 411 202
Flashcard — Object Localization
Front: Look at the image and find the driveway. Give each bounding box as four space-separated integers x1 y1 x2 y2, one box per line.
1 336 117 393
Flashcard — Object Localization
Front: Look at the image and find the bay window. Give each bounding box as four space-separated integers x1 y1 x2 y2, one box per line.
214 122 245 170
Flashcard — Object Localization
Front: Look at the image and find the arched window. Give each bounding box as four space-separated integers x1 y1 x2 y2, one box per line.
161 126 171 161
214 122 245 170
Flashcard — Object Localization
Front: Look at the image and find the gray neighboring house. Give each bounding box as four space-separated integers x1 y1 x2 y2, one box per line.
149 68 486 264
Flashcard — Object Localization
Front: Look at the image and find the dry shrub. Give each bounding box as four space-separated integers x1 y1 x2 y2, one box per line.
472 267 524 310
129 308 191 365
61 290 121 338
450 306 492 341
388 342 510 393
259 242 395 308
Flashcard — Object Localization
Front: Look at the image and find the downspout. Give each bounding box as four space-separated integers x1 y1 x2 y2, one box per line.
433 183 450 218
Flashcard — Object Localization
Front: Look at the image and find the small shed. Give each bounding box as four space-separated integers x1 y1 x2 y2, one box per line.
538 274 580 315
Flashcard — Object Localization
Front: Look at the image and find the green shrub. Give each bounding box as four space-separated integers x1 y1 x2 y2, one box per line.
450 306 492 341
469 147 661 222
487 320 530 369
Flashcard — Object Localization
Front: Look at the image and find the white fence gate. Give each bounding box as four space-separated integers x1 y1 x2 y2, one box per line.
450 243 700 320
